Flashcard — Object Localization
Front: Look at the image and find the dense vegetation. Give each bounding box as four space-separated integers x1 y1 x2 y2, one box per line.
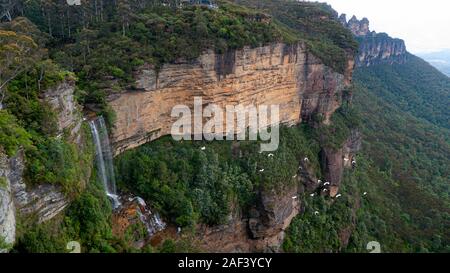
115 125 323 227
284 57 450 253
355 54 450 129
349 59 450 252
14 0 296 123
232 0 358 73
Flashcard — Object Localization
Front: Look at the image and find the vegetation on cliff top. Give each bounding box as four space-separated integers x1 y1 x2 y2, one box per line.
7 0 356 117
19 0 292 109
0 18 92 196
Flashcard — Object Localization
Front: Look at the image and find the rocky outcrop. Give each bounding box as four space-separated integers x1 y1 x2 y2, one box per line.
345 15 370 37
0 152 16 252
112 195 166 248
320 130 362 197
356 33 407 66
197 171 303 253
109 42 353 154
340 15 408 66
42 80 83 144
7 151 69 222
320 147 344 197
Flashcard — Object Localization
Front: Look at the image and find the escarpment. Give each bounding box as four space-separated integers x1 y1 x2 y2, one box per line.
109 42 354 154
0 80 89 251
340 15 408 66
107 42 358 252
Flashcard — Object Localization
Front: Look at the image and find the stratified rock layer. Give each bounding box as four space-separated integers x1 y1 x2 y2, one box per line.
41 80 83 143
107 42 356 252
109 42 353 155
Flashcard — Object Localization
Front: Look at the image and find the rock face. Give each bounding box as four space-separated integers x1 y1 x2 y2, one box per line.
197 171 302 252
112 195 166 248
109 42 353 154
106 42 356 252
340 15 408 66
7 151 69 220
345 15 370 37
320 147 344 197
41 80 83 143
356 33 407 66
0 152 16 252
0 80 84 251
320 130 362 197
0 151 68 252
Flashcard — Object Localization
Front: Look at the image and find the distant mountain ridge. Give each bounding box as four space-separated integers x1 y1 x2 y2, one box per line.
339 12 450 252
417 50 450 77
339 14 408 67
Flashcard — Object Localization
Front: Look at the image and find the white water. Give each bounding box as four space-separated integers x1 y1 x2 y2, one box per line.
89 116 120 209
88 117 165 236
132 197 166 236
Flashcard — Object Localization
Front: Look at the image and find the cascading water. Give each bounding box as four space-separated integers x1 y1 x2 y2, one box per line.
89 116 121 209
88 116 166 236
132 197 166 236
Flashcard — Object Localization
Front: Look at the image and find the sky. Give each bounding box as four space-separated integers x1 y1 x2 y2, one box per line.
310 0 450 54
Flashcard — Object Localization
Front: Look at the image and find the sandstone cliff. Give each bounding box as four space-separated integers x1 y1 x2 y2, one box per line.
41 80 84 144
196 179 301 253
340 15 408 66
109 42 354 154
0 150 69 252
0 152 16 252
107 42 357 252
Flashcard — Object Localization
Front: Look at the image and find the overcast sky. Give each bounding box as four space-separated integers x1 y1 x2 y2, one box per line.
311 0 450 53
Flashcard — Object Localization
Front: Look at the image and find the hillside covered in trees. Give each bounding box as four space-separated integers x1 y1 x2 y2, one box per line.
283 55 450 253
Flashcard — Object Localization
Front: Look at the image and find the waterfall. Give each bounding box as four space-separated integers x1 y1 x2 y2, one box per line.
88 117 166 237
89 116 120 209
133 197 166 236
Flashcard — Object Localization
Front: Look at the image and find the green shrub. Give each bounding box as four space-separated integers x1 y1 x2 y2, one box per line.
0 110 33 157
0 177 7 189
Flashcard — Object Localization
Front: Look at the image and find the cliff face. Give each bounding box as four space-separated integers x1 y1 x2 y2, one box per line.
0 150 68 252
0 153 16 252
108 42 356 252
340 15 408 66
0 81 84 251
321 129 362 197
196 166 305 253
7 151 68 223
342 15 370 37
41 80 84 144
109 42 354 154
